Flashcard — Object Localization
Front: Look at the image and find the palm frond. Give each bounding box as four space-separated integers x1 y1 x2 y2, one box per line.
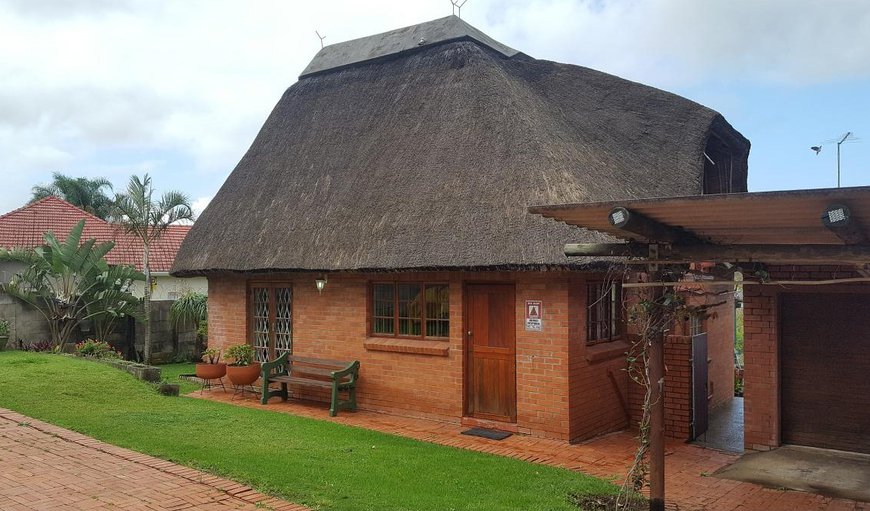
169 290 207 327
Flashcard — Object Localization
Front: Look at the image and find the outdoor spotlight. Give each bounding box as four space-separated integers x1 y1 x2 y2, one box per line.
821 204 850 227
315 275 328 294
609 207 629 227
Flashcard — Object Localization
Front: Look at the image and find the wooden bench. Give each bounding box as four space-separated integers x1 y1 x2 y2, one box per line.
260 352 360 416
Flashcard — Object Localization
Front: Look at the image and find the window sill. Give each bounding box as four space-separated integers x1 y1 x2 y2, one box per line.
364 338 450 357
585 339 630 364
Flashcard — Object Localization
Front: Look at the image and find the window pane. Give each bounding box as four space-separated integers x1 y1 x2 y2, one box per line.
252 287 270 362
398 284 422 319
274 287 293 359
374 317 394 334
399 318 422 336
424 284 449 338
372 284 395 335
374 284 394 304
398 284 422 337
425 285 449 320
587 282 617 342
426 320 449 338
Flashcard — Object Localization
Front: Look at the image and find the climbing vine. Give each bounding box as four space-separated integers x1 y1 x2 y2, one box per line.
613 265 735 510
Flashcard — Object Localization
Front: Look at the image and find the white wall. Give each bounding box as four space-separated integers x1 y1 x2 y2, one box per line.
129 274 208 300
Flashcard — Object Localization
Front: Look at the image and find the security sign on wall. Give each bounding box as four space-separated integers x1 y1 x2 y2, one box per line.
525 300 543 332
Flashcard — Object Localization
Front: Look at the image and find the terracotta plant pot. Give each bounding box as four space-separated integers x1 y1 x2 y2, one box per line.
226 362 261 386
195 362 227 380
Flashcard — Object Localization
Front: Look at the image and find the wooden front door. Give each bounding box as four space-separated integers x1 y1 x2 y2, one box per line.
465 284 517 422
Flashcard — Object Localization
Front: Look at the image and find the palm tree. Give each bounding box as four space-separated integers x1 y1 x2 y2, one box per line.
31 172 115 219
113 174 194 363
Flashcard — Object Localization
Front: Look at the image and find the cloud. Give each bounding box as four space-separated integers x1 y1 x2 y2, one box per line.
482 0 870 87
191 196 212 218
1 0 142 19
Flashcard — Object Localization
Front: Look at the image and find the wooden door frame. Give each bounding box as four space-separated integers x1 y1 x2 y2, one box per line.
462 281 518 422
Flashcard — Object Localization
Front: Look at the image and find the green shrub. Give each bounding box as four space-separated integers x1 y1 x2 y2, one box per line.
0 318 9 337
196 319 208 341
201 347 221 364
75 339 121 359
224 344 254 366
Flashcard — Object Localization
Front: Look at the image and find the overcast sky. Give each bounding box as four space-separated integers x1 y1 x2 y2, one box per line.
1 0 869 215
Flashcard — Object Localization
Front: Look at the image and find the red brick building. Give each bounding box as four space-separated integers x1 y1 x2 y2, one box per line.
173 17 747 442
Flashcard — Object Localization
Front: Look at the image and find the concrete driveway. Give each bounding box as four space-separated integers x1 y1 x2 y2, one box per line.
715 445 870 503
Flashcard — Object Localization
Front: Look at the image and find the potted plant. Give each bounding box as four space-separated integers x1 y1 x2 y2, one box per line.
0 319 9 351
195 347 226 380
224 344 260 386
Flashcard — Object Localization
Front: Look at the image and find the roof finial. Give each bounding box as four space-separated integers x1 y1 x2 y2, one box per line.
450 0 468 18
315 30 326 49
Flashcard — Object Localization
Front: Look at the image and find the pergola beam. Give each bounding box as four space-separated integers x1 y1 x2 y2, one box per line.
608 207 702 244
565 242 870 265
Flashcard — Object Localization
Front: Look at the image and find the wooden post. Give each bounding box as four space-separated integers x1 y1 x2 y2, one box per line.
648 264 666 511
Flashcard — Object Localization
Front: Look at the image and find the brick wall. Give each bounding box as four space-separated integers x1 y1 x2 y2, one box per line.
742 287 778 451
706 297 736 410
568 279 631 442
207 270 634 442
512 275 571 439
626 335 693 441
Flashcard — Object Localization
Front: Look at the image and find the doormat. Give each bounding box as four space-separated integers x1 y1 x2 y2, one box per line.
461 427 512 441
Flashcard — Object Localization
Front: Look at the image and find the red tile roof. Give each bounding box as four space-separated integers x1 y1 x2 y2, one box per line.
0 196 192 272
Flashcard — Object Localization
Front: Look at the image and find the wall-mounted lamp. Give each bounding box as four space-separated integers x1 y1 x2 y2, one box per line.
315 275 328 294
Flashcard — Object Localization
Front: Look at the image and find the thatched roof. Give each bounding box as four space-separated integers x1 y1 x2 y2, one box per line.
172 16 749 276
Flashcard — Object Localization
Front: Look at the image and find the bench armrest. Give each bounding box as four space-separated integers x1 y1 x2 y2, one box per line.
331 360 360 385
262 351 289 379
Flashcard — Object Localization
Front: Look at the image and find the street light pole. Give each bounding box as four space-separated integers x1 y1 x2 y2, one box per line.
836 131 852 188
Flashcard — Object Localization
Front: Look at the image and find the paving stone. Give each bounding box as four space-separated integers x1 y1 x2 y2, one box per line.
0 409 309 511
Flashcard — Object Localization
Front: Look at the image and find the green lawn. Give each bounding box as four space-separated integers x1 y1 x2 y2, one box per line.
0 352 616 510
158 361 201 394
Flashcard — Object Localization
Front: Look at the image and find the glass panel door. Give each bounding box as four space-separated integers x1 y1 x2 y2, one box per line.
252 287 270 363
250 284 293 362
274 287 293 359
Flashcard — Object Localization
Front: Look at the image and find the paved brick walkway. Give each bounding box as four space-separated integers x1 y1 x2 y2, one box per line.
199 389 870 511
0 408 308 511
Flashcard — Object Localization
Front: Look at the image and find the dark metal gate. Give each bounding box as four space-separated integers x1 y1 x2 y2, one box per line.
691 333 709 440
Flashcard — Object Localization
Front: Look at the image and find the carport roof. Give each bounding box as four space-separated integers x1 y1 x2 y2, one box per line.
530 186 870 246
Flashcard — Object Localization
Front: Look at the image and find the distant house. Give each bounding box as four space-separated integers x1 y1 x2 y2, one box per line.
0 196 206 357
173 16 749 442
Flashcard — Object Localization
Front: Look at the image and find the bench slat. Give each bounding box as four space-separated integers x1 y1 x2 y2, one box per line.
270 376 341 388
290 366 341 377
287 355 353 368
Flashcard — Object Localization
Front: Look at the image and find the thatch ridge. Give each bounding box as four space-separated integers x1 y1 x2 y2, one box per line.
173 33 748 276
300 15 521 78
